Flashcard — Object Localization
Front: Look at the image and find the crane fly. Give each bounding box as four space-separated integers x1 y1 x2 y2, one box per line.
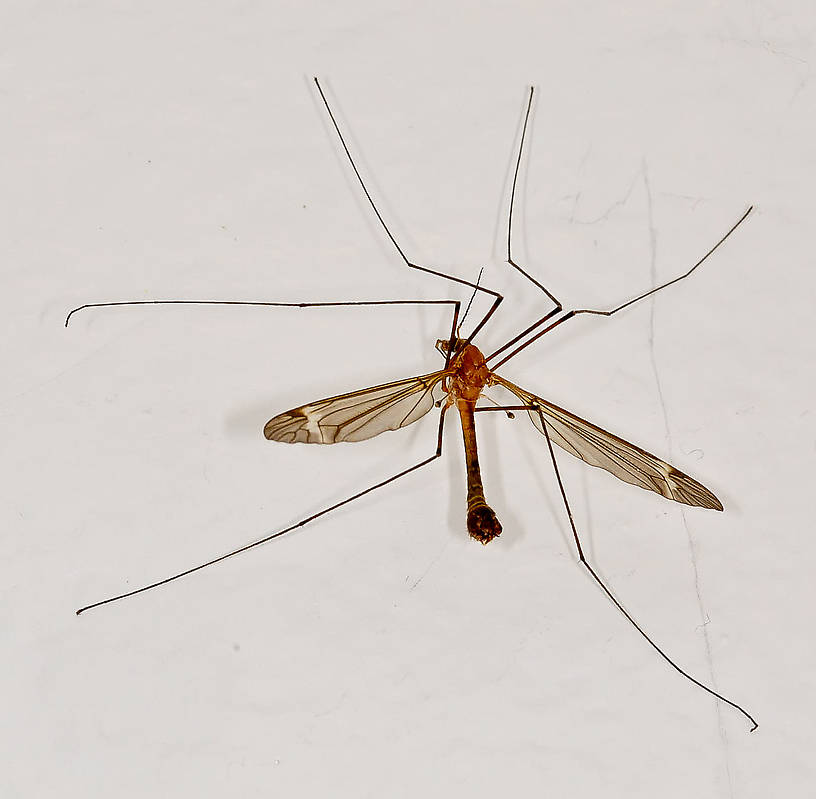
68 78 757 730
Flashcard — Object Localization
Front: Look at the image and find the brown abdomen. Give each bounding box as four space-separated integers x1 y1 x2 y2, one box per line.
457 398 502 544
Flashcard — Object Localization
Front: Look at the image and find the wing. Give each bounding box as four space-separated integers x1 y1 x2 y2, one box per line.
492 375 723 510
264 371 448 444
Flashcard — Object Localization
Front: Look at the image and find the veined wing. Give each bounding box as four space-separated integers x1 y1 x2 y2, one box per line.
264 371 448 444
492 375 723 510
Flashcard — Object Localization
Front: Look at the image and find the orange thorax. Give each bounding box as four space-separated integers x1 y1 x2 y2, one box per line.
449 343 490 404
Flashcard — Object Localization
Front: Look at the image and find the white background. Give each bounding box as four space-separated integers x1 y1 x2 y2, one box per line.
3 1 814 796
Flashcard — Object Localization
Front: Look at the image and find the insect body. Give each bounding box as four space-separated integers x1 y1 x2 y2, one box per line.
444 340 502 544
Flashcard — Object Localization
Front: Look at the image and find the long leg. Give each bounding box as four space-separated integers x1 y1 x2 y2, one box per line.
77 405 450 615
68 78 502 353
313 77 502 344
454 86 567 340
505 86 562 311
572 205 753 318
77 300 460 613
533 405 758 731
67 289 462 372
66 298 456 327
67 298 462 370
476 86 565 361
475 403 757 729
485 205 752 370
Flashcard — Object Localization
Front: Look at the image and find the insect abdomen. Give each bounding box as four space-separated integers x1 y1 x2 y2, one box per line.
457 398 502 544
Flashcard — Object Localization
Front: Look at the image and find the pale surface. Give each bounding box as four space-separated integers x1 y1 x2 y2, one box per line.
3 2 814 797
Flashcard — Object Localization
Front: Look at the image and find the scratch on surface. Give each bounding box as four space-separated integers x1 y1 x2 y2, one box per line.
642 162 735 797
568 191 582 223
659 191 707 211
314 690 348 718
410 541 449 591
723 35 808 65
572 171 639 226
790 69 811 107
1 320 145 412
